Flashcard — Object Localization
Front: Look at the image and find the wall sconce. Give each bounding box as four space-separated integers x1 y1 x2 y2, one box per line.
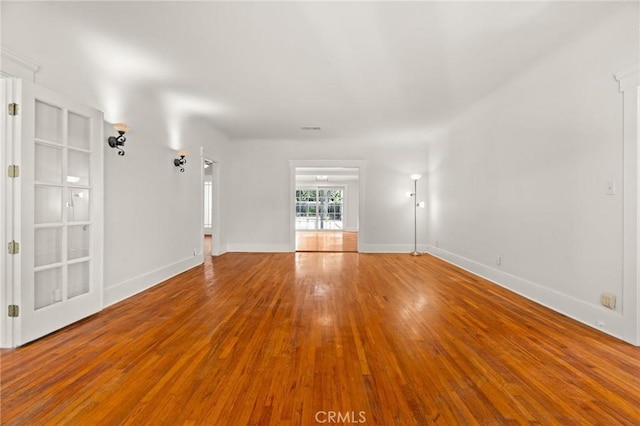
107 123 130 156
409 173 423 256
174 150 188 172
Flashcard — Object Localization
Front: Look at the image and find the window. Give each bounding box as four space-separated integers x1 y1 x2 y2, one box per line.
296 188 343 230
204 181 212 228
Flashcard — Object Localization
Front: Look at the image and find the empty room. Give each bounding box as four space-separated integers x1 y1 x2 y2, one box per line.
1 1 639 424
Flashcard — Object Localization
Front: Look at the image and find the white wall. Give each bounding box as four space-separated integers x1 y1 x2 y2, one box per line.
226 138 428 252
426 5 639 342
103 114 228 305
0 14 232 307
336 180 359 232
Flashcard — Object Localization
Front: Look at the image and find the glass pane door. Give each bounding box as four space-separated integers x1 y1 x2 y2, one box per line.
295 188 344 230
33 100 93 308
14 78 103 347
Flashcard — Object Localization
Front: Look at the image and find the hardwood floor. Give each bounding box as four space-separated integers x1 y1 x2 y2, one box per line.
1 253 639 425
296 231 358 252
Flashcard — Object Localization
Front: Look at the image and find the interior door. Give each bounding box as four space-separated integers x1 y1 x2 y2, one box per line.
1 77 14 347
10 78 103 346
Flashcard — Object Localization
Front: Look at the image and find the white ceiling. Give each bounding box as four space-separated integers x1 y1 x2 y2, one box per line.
0 1 618 141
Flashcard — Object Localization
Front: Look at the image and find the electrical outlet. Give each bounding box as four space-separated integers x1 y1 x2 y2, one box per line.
600 293 616 309
435 240 439 248
496 256 501 266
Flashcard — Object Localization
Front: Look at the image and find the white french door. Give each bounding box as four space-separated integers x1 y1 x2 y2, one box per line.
295 188 344 230
4 78 103 347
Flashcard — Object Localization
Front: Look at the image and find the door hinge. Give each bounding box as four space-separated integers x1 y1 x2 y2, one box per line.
8 165 19 178
8 305 19 318
8 103 19 116
8 241 19 255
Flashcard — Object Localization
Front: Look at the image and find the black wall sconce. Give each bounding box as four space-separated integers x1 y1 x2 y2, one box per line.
107 123 130 156
174 150 188 172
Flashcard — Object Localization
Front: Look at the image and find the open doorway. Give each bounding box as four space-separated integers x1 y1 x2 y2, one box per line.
203 158 213 256
201 149 221 257
293 166 359 252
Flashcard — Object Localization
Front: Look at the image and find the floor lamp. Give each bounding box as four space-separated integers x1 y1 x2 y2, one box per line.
409 173 422 256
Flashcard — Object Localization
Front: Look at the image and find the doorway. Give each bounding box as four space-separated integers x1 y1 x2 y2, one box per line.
203 158 213 256
201 149 221 257
291 164 361 252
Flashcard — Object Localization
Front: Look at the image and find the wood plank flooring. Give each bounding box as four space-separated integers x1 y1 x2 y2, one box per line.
296 231 358 252
1 253 639 425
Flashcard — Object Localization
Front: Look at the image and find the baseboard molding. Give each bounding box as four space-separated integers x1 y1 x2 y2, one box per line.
102 245 628 343
426 246 627 343
358 244 429 254
103 256 202 308
225 243 292 253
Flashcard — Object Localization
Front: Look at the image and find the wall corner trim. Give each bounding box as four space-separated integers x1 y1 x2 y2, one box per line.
615 62 640 346
614 63 640 92
0 46 39 80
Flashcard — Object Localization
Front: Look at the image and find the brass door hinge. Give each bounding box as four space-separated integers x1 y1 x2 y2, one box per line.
8 103 19 116
8 165 19 178
8 305 19 318
8 241 19 255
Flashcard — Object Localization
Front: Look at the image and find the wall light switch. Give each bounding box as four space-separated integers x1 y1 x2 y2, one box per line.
606 181 616 195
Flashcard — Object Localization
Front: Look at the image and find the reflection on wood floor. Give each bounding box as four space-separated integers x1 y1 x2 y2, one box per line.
2 252 639 424
204 235 211 256
296 231 357 252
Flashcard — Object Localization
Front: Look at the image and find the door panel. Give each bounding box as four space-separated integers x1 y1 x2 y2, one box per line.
34 226 63 266
12 78 103 346
34 143 63 183
68 111 91 150
34 100 63 142
67 150 91 186
1 77 13 347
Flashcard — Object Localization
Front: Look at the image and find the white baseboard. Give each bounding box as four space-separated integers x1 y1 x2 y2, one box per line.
358 244 429 253
103 256 202 308
426 246 626 342
102 245 630 344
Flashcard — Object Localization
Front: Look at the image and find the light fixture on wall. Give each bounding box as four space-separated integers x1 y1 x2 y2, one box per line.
174 150 188 172
409 173 423 256
107 123 130 156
